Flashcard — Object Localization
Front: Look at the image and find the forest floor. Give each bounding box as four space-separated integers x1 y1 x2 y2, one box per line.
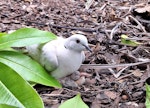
1 0 150 108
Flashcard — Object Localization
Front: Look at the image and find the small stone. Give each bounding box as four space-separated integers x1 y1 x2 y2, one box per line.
70 71 80 81
104 91 117 100
61 78 78 88
122 95 128 100
76 76 86 85
86 78 96 84
96 93 111 104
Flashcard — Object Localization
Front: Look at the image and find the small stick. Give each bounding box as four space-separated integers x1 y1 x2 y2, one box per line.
81 60 150 69
110 66 129 78
129 80 145 85
116 73 133 81
49 24 98 32
23 20 104 33
128 15 147 33
110 22 122 40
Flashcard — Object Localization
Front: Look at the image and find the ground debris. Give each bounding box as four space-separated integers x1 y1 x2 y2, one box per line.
1 0 150 107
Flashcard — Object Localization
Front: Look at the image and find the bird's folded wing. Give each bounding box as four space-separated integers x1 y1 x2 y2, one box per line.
40 43 58 72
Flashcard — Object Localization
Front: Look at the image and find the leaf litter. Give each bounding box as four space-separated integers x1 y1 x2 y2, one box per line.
0 0 150 107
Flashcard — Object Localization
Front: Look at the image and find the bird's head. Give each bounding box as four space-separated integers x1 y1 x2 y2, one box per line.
64 34 92 52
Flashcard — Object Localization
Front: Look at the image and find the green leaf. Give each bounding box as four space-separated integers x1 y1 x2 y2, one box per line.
0 81 24 108
0 104 18 108
121 34 141 46
0 50 61 88
0 28 57 49
59 94 89 108
0 63 44 108
146 83 150 107
0 32 7 37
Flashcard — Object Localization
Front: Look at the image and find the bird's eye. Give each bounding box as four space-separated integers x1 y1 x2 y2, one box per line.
76 39 80 43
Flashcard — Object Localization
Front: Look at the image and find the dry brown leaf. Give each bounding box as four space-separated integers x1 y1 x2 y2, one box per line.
93 43 101 53
104 91 117 100
132 69 143 77
118 79 124 83
91 99 101 108
135 5 150 13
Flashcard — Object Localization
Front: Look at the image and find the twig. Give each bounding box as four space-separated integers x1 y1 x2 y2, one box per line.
81 60 150 69
108 68 116 78
129 80 145 85
95 71 101 81
100 3 107 10
136 32 150 37
42 93 73 98
116 73 133 81
24 20 95 32
49 24 98 32
128 15 147 33
23 20 104 32
122 6 133 18
110 22 122 40
85 0 94 10
110 66 129 78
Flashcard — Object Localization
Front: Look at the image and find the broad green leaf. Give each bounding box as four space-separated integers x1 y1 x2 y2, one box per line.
121 34 141 46
0 104 17 108
0 51 61 88
0 63 44 108
59 94 89 108
0 81 24 108
0 28 57 49
0 32 7 37
146 83 150 107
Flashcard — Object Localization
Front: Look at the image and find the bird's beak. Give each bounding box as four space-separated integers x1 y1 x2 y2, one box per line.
84 45 92 52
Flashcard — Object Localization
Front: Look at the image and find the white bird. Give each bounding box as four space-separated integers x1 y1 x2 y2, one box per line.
26 34 91 79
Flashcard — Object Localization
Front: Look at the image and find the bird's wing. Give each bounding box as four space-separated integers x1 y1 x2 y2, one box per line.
40 41 59 72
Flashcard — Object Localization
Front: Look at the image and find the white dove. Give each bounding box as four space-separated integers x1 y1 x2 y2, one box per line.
26 34 91 79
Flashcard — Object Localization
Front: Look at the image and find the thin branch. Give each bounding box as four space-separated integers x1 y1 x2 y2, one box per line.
110 66 129 78
116 73 133 81
49 24 98 32
23 20 102 32
81 60 150 69
128 15 147 33
110 22 122 40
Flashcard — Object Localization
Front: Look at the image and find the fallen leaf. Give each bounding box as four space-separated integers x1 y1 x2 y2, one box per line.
104 91 117 100
135 5 150 13
132 69 143 77
121 34 142 46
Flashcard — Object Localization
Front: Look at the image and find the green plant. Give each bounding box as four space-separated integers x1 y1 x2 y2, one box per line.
121 34 141 46
59 94 89 108
0 28 61 107
146 83 150 107
0 28 88 108
0 63 44 108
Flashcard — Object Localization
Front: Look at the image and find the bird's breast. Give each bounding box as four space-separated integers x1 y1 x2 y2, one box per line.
55 49 83 76
59 51 82 71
